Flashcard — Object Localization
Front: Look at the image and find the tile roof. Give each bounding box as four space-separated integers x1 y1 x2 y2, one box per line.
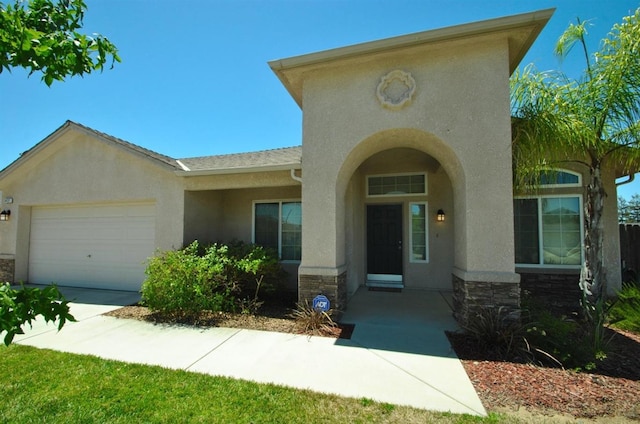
69 121 181 170
178 146 302 172
0 121 302 179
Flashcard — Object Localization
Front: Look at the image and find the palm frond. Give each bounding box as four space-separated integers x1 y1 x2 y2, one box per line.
555 19 593 71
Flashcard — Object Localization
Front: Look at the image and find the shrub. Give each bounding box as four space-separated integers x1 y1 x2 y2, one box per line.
524 309 592 368
609 283 640 333
523 297 614 370
141 240 284 316
223 240 285 298
289 300 337 336
459 306 525 359
0 283 75 345
458 303 606 369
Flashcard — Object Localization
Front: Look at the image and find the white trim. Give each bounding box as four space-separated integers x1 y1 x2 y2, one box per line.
409 201 429 263
367 274 403 282
538 168 582 188
175 160 190 171
175 163 301 177
366 172 427 198
514 194 584 268
366 274 404 288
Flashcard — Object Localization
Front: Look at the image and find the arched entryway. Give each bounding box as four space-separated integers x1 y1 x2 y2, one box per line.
336 129 462 299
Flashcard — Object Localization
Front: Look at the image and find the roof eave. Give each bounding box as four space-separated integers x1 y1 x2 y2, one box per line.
0 121 180 181
0 121 73 180
269 8 555 108
175 163 302 177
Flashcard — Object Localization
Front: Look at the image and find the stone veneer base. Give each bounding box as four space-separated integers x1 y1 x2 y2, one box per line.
452 274 520 326
0 258 15 283
299 272 347 319
519 271 581 314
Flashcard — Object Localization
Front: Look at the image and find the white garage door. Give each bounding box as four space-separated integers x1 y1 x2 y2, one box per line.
29 203 156 291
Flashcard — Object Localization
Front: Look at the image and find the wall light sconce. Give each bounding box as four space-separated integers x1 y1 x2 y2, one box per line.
436 209 445 222
0 210 10 221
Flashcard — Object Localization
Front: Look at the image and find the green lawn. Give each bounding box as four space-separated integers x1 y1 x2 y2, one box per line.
1 345 506 424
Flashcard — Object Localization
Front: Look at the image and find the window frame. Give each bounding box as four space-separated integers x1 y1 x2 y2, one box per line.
408 201 429 263
252 199 302 263
514 194 584 269
366 172 428 198
538 169 582 188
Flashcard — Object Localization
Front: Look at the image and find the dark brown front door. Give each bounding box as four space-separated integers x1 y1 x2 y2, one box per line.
367 204 403 276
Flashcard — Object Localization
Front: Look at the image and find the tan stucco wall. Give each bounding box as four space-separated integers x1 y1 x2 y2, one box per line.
0 131 184 282
298 35 518 286
183 170 298 191
184 190 224 245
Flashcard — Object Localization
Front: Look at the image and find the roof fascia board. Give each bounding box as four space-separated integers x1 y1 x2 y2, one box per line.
175 163 301 177
269 8 555 107
270 8 554 71
69 123 180 172
0 121 73 180
0 121 179 181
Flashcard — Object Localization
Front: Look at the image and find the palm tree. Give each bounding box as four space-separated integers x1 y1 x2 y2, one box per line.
511 9 640 316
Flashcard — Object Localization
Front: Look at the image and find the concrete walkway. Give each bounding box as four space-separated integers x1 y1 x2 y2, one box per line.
13 286 486 416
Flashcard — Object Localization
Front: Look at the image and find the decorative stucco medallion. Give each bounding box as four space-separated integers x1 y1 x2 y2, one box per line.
376 70 416 110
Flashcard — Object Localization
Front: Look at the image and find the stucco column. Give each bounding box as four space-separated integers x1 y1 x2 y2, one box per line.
450 145 521 325
449 76 521 325
298 179 348 311
296 113 350 310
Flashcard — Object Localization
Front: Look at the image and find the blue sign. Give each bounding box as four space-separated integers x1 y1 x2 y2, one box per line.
312 294 330 312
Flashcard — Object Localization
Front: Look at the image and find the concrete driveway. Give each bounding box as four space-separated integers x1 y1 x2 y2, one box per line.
12 285 486 416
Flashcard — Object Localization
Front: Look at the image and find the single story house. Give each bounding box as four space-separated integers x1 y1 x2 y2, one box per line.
0 9 624 324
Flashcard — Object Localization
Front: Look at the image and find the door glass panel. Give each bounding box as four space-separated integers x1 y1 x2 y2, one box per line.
410 203 427 262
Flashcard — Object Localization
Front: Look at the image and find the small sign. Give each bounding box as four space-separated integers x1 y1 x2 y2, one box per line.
312 294 330 312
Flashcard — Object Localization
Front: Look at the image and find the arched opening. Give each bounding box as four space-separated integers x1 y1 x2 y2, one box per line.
335 129 464 299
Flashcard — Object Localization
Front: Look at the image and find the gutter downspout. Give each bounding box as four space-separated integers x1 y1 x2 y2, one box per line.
616 173 635 186
290 168 302 183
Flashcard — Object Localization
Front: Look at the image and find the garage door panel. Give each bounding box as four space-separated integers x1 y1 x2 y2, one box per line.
29 203 156 291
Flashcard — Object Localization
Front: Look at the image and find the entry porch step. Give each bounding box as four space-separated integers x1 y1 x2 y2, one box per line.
366 280 404 290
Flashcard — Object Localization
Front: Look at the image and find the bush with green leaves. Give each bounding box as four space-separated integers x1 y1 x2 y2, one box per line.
458 302 613 369
609 283 640 333
459 306 526 359
0 283 75 345
141 240 284 316
524 308 595 369
223 240 285 299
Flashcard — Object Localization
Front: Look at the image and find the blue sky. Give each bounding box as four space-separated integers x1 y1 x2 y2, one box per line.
1 0 639 198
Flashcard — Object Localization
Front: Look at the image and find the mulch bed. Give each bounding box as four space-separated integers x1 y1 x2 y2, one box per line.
104 303 355 339
448 328 640 420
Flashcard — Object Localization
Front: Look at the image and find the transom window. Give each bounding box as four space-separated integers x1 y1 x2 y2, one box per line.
367 173 427 197
514 196 582 267
253 201 301 261
538 169 581 187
